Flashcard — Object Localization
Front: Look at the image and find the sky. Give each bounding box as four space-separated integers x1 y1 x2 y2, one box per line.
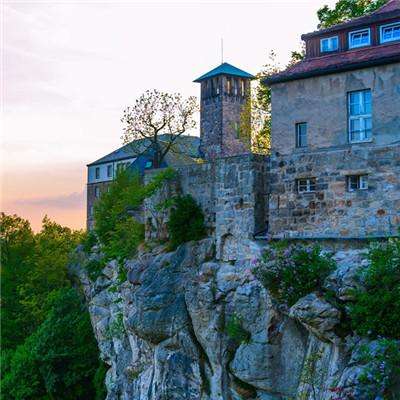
1 0 337 231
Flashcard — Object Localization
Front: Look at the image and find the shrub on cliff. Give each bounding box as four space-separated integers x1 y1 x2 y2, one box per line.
167 195 206 249
254 243 336 307
349 237 400 339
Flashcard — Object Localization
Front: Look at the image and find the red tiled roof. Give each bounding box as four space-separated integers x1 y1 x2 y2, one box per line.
302 0 400 39
265 43 400 84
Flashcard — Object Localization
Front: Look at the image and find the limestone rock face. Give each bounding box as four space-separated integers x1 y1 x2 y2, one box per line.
71 239 383 400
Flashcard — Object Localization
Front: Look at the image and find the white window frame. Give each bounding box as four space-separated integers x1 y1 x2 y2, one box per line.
297 178 316 193
380 21 400 43
348 89 372 143
107 164 113 178
347 175 368 192
349 28 371 49
296 122 307 148
320 36 339 52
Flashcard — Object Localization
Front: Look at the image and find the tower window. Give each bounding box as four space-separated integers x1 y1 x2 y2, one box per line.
380 22 400 43
215 78 220 95
347 175 368 191
226 77 231 95
240 80 245 96
295 122 307 148
349 28 371 48
320 36 338 52
348 89 372 143
234 79 238 96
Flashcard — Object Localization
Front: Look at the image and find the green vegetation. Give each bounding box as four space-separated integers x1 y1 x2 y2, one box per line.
167 194 206 249
317 0 388 28
91 168 175 264
349 237 400 339
226 314 251 345
255 243 336 307
0 213 102 399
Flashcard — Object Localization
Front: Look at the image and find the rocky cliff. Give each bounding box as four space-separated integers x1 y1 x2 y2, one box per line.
70 238 396 399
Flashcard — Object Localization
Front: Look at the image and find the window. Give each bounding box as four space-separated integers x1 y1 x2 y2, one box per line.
226 77 231 95
95 186 100 198
234 79 238 96
297 178 316 193
296 123 307 148
348 89 372 143
380 22 400 43
145 160 153 169
107 165 112 178
320 36 339 52
95 167 100 179
240 80 245 96
349 28 371 48
347 175 368 191
89 206 94 216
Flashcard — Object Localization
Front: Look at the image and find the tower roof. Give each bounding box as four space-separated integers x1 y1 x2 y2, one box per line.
193 62 255 83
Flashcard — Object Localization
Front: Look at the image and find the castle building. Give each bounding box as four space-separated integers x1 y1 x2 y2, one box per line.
265 0 400 238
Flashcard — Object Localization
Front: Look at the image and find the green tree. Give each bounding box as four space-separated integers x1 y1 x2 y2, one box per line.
317 0 389 28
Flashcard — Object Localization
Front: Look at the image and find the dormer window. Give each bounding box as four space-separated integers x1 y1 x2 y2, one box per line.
320 36 338 52
349 28 371 49
380 22 400 43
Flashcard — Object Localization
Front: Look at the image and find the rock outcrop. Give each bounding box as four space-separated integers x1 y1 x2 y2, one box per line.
71 239 388 400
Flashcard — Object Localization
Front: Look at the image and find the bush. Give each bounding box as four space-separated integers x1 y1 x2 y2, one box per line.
254 243 336 307
167 195 206 249
93 363 108 400
85 258 107 281
226 314 251 344
349 238 400 339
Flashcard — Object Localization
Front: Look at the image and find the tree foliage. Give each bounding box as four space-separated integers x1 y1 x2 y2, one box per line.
0 214 103 399
317 0 388 28
121 89 198 167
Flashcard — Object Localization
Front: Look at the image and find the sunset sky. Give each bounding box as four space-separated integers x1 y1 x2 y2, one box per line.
2 0 336 231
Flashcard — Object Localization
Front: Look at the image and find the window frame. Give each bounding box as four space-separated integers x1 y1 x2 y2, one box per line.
348 28 371 49
94 186 100 198
380 21 400 43
320 36 339 53
347 175 368 192
107 164 113 178
295 122 308 148
297 178 316 193
95 167 100 180
348 89 372 143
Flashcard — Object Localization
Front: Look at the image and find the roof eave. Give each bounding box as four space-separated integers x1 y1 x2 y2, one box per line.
263 55 400 85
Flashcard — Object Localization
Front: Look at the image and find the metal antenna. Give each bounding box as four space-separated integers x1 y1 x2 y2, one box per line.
221 38 224 64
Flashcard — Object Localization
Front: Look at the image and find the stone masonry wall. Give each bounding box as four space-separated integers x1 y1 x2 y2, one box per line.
269 143 400 238
144 154 269 260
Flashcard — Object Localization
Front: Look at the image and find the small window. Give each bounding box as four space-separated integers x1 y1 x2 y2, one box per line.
348 89 372 143
215 77 220 95
107 165 112 178
320 36 338 52
380 22 400 43
226 77 231 95
234 79 238 96
240 80 245 96
95 167 100 179
89 206 94 216
297 178 316 193
347 175 368 191
296 123 307 148
349 28 371 49
95 187 100 198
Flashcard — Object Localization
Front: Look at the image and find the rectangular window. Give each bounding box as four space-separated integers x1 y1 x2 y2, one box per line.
107 165 112 178
297 178 316 193
320 36 339 52
240 80 245 96
380 22 400 43
89 206 94 216
95 167 100 179
234 79 238 96
95 186 100 198
347 175 368 191
226 77 231 95
348 89 372 143
349 28 371 48
296 123 307 148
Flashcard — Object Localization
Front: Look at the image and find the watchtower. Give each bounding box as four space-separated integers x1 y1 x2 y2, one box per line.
194 62 254 160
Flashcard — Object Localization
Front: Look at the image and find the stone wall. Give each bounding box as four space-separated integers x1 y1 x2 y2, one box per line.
269 143 400 238
270 63 400 155
144 154 269 260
